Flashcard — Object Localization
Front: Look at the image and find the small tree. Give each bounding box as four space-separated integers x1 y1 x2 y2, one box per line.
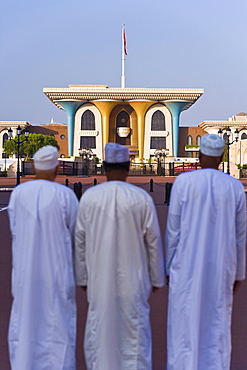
3 133 60 159
3 139 16 158
222 144 228 162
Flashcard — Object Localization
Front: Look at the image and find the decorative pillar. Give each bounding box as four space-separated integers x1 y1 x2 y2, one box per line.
93 101 119 156
129 102 153 161
55 101 84 156
164 101 190 157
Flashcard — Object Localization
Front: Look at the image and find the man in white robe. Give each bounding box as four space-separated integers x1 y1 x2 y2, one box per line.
8 146 78 370
75 143 165 370
165 134 246 370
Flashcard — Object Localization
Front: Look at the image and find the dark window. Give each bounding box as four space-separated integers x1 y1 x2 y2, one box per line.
241 133 247 140
150 137 166 149
187 151 193 158
151 110 165 131
116 111 130 145
196 135 201 146
116 111 130 128
187 135 192 145
60 134 66 140
80 136 96 149
81 110 95 130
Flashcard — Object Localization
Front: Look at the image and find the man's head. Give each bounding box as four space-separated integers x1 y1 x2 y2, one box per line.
199 134 225 169
103 143 130 181
33 145 59 180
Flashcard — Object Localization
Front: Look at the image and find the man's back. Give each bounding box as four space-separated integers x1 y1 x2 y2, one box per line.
9 180 77 252
8 179 78 370
167 169 245 270
165 169 246 370
76 180 164 295
75 180 164 370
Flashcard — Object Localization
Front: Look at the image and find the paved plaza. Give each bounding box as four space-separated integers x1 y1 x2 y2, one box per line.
0 175 247 369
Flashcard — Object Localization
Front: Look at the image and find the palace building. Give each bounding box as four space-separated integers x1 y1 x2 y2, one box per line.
43 85 204 160
1 87 246 177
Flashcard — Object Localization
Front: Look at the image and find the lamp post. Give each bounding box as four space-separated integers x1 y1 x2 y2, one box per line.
78 148 93 176
8 126 29 185
218 127 239 175
154 148 168 176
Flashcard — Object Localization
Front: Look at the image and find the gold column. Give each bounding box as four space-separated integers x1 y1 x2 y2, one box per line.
92 101 119 154
129 102 153 160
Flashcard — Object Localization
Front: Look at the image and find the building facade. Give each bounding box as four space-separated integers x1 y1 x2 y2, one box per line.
1 105 246 178
179 126 207 158
199 112 247 175
0 122 31 160
0 121 69 159
43 85 204 160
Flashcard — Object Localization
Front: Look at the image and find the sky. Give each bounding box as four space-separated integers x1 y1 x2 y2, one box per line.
0 0 246 127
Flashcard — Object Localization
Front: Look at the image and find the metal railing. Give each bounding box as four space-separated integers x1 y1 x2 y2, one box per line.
22 161 104 176
22 161 202 177
240 169 247 179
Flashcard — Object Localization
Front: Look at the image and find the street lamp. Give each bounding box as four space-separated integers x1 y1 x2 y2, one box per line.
218 127 239 174
8 126 29 185
78 148 93 176
154 148 169 176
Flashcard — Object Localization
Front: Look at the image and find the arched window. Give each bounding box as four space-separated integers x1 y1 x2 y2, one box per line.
81 110 95 130
196 135 201 146
241 133 247 140
116 111 130 145
187 135 192 145
151 110 165 131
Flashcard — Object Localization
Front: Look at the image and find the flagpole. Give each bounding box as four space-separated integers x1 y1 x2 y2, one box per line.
121 25 125 88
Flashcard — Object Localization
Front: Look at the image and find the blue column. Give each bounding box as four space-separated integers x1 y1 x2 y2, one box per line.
55 101 84 156
165 101 190 157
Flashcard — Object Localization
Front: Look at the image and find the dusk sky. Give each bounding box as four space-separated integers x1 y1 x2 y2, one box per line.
0 0 246 127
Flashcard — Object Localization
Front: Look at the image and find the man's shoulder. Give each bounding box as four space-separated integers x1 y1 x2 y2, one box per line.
52 181 78 201
176 168 223 181
123 181 151 196
123 182 154 204
174 170 197 183
80 182 106 201
176 169 244 188
173 169 215 188
15 179 74 195
12 180 37 194
82 181 151 200
225 174 245 191
127 182 151 196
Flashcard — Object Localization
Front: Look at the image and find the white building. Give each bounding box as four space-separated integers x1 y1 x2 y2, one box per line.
199 112 247 177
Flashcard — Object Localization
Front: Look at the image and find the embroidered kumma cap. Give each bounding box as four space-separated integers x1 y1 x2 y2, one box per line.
104 143 130 163
33 145 59 170
200 134 225 157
